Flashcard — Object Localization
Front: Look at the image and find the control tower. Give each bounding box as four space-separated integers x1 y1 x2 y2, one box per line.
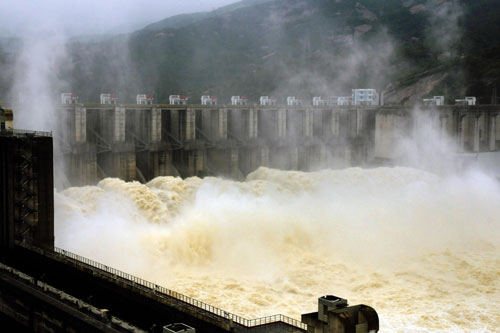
0 129 54 251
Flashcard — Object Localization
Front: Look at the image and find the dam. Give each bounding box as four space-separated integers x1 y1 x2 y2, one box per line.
2 103 500 331
49 102 500 186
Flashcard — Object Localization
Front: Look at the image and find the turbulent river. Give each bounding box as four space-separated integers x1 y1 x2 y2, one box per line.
55 167 500 332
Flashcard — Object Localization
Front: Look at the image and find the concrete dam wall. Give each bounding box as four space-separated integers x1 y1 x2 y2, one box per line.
56 104 500 186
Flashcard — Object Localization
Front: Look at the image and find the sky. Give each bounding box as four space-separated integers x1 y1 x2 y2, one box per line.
0 0 239 37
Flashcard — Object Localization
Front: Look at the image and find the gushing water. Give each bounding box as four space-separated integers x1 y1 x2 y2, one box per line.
55 167 500 331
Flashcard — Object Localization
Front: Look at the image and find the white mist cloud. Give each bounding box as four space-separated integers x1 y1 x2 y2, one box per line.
11 34 67 131
426 0 464 59
395 107 461 174
4 0 240 140
0 0 239 37
55 165 500 330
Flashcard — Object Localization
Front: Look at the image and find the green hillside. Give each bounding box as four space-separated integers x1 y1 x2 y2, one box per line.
2 0 500 105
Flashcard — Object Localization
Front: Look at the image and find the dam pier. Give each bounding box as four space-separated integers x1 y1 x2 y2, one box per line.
57 103 500 185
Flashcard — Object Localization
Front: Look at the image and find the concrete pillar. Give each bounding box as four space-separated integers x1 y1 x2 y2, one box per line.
497 114 500 142
68 150 97 186
207 148 242 178
260 147 269 167
197 150 203 174
289 147 298 170
490 114 498 151
152 151 160 177
127 153 136 181
439 115 448 141
331 112 340 137
319 144 327 167
185 108 196 141
170 109 179 140
230 149 238 168
87 153 97 183
230 149 243 179
304 109 313 137
313 109 323 138
151 107 161 143
114 106 126 143
153 151 179 177
75 106 86 143
458 115 467 152
356 108 362 136
298 145 325 171
249 108 258 139
278 109 287 138
218 108 228 140
343 146 352 167
201 109 212 140
187 151 196 176
374 113 410 159
116 152 136 181
473 114 481 152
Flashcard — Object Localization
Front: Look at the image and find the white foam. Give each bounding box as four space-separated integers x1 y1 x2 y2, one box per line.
55 167 500 331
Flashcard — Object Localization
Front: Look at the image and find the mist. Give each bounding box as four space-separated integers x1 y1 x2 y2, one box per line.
3 0 500 331
0 0 239 37
5 0 243 130
54 154 500 331
10 34 66 132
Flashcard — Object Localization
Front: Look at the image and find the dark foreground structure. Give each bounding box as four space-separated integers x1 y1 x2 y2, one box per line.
0 129 54 252
0 129 378 333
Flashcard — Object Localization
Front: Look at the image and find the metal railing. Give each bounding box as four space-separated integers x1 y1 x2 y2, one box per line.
0 128 52 137
54 102 392 109
54 247 306 330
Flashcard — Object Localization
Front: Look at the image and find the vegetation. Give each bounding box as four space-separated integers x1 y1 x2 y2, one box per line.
1 0 499 104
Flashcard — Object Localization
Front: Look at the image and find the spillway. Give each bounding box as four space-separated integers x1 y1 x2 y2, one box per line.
55 166 500 332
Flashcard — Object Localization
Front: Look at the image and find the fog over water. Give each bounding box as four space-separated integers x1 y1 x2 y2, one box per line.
5 0 499 330
55 165 500 331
